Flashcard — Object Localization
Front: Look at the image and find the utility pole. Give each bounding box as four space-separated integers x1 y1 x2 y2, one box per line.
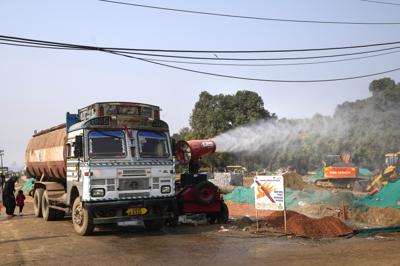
0 150 4 189
0 149 4 174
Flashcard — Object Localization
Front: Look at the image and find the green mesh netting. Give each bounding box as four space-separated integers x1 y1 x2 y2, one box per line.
309 169 324 180
21 178 35 192
223 186 356 208
224 186 255 205
359 168 373 177
355 227 400 237
353 180 400 209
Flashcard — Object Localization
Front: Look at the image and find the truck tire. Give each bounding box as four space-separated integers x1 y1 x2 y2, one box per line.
41 191 65 221
193 181 218 206
217 202 229 224
33 188 44 217
72 197 94 236
166 203 179 227
144 219 165 231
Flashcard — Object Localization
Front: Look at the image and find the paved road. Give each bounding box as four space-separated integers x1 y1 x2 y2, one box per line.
1 201 400 266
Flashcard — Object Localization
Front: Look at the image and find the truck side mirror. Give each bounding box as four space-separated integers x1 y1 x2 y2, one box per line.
170 138 176 156
74 135 83 158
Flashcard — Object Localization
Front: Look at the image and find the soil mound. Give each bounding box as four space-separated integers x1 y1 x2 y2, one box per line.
349 207 400 226
282 172 305 190
264 211 353 238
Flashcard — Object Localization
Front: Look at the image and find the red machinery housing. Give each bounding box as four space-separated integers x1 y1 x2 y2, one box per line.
170 140 228 225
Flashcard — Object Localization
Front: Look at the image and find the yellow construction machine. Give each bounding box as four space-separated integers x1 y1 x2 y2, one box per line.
367 152 400 195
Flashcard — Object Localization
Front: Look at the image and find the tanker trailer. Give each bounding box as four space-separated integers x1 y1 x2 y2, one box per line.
26 102 175 235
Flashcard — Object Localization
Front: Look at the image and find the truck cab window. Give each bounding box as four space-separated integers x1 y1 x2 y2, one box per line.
88 131 126 158
138 131 169 158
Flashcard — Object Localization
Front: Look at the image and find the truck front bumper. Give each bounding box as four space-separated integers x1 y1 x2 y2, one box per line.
83 197 176 225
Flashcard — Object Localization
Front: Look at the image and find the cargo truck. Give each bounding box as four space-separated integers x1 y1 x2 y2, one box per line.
26 102 175 235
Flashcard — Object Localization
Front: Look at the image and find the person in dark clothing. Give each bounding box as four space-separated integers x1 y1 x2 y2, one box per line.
0 174 5 190
16 190 25 216
3 176 17 216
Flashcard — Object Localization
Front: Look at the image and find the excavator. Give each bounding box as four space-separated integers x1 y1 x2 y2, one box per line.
367 152 400 195
315 153 359 189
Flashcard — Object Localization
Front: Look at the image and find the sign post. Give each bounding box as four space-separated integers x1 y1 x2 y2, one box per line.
253 175 286 233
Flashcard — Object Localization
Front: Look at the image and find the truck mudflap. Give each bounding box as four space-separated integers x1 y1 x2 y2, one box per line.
83 197 176 225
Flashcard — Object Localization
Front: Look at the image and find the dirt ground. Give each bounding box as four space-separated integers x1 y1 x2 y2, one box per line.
1 201 400 266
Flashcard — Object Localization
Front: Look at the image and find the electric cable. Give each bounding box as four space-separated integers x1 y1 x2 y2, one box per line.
106 50 400 83
361 0 400 6
99 0 400 25
2 37 400 67
2 34 400 54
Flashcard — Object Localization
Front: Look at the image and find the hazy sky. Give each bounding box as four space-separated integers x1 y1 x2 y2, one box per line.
1 0 400 167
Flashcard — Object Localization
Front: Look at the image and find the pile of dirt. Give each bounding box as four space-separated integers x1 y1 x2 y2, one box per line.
263 210 353 238
348 207 400 226
282 172 305 190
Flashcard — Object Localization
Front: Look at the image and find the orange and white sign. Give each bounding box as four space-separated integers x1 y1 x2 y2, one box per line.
253 176 285 211
324 167 357 178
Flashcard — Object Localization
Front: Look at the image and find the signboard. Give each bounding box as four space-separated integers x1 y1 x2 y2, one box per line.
253 175 285 211
0 167 8 174
324 166 357 178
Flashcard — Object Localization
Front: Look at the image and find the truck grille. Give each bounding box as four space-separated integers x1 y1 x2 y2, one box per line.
122 169 147 176
118 178 149 191
119 192 150 199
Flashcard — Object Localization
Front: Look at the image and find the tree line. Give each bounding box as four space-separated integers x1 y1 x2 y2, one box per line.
172 78 400 173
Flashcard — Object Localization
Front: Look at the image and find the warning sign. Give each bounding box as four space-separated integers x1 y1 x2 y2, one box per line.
253 176 285 211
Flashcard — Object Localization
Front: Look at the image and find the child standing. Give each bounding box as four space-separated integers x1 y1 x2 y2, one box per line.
16 190 25 216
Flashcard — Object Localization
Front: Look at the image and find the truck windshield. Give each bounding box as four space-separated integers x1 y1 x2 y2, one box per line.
138 131 169 158
88 131 126 158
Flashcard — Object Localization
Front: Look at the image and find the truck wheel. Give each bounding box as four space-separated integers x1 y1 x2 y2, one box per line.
41 191 65 221
33 188 44 217
72 197 94 236
193 181 218 206
42 190 57 221
217 202 229 224
206 213 218 224
144 219 165 231
166 202 180 227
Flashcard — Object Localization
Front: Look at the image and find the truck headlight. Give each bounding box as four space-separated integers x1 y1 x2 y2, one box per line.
161 185 171 194
91 188 105 197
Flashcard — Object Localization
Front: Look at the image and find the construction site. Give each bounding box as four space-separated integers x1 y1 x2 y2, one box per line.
2 1 400 265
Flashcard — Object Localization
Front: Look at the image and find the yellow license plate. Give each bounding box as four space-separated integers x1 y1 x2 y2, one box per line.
126 208 148 216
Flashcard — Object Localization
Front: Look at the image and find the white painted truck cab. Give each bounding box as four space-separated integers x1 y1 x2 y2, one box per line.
27 102 175 235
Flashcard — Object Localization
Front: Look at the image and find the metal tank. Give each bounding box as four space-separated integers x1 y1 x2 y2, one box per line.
25 124 67 179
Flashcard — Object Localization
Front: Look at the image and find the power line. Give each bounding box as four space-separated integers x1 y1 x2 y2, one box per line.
99 0 400 25
0 42 84 50
139 50 400 67
2 35 400 83
107 50 400 83
2 36 400 67
3 36 400 62
2 34 400 54
106 45 400 61
361 0 400 6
